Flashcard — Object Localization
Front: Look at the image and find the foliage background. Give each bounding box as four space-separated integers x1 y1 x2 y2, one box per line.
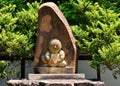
0 0 120 78
0 0 39 78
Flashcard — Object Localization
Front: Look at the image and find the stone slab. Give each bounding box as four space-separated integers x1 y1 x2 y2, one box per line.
7 79 104 86
29 74 85 80
34 2 77 73
34 67 76 74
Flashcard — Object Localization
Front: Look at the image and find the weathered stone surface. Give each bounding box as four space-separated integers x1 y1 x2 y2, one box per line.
34 2 77 73
7 79 104 86
29 74 85 80
34 67 76 74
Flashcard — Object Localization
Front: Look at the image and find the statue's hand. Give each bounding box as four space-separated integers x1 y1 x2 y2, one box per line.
59 50 65 60
45 51 50 61
58 60 67 67
51 54 61 64
41 55 47 64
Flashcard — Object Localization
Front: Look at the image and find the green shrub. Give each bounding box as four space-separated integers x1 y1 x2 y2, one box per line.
0 1 40 78
0 60 15 78
0 1 39 58
60 0 120 78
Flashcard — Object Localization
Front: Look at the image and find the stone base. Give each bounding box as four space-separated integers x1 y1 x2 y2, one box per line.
7 79 104 86
29 74 85 80
7 74 104 86
34 67 75 74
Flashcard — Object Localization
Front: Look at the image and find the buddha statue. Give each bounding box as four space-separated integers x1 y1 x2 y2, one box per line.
40 39 67 67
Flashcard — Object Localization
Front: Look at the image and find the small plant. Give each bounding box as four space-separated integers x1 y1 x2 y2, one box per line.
0 61 15 78
0 61 8 78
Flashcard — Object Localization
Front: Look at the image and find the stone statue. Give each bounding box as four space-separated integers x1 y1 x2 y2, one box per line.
40 39 67 67
34 2 77 73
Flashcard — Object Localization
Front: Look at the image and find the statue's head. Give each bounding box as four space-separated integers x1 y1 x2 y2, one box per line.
49 39 62 54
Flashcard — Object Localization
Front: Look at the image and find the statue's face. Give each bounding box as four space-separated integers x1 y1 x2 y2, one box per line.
49 39 62 54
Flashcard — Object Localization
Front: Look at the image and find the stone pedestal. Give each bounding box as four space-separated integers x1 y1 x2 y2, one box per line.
7 74 104 86
7 79 104 86
28 74 85 80
34 67 75 74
